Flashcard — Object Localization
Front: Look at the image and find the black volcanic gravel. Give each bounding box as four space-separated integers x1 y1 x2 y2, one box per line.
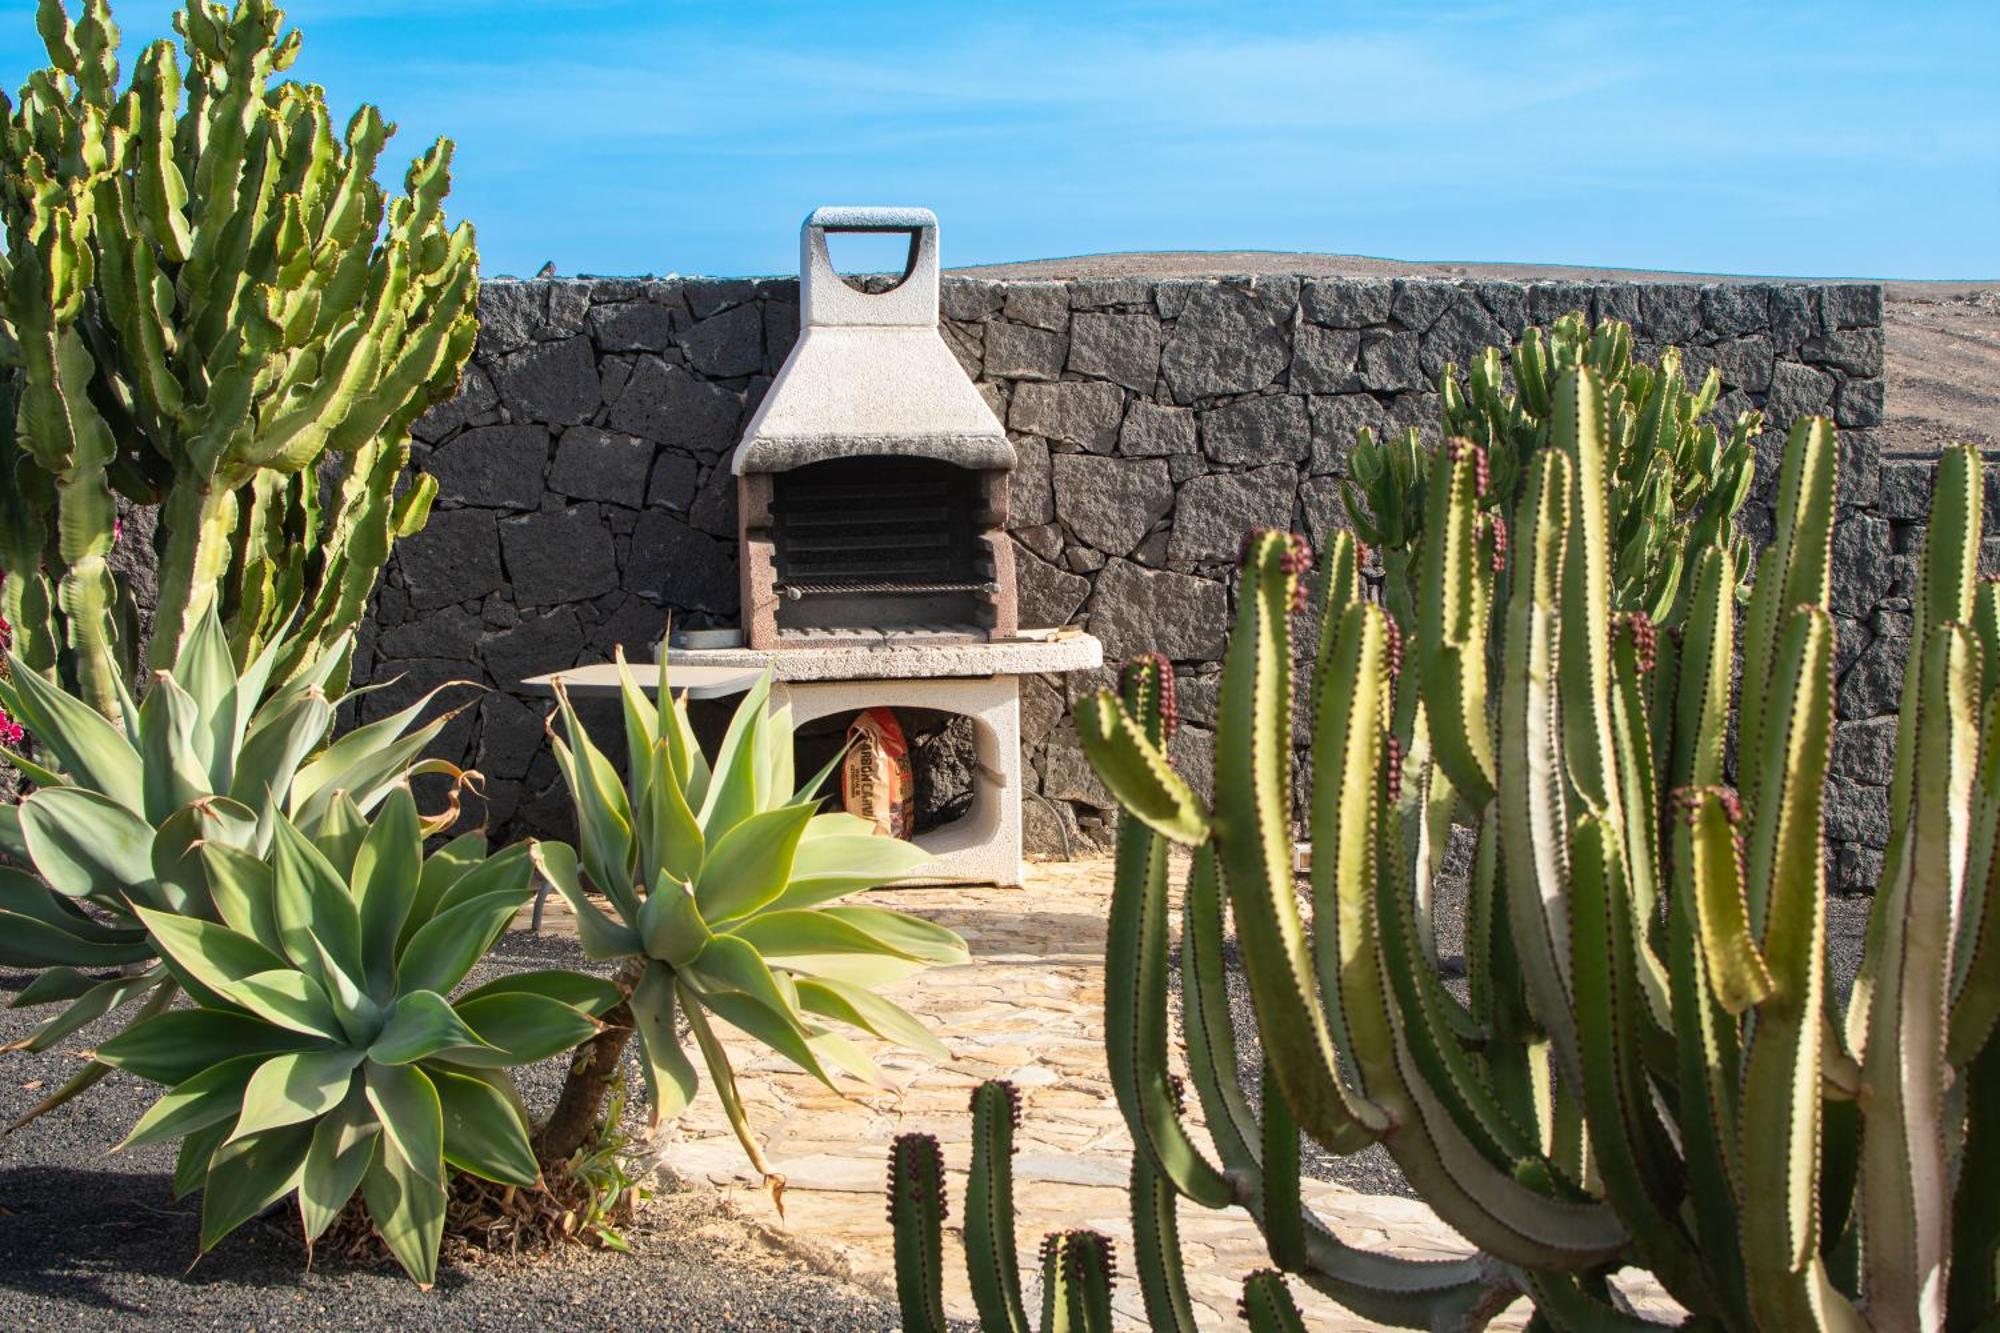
0 931 906 1332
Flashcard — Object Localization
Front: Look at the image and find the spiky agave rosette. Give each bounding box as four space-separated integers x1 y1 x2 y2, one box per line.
0 601 472 1129
536 648 966 1201
92 791 618 1287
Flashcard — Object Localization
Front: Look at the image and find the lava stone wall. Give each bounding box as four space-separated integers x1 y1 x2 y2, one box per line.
360 273 1903 884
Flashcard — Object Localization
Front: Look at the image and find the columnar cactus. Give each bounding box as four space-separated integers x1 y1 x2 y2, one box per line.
1069 390 2000 1330
889 1083 1121 1333
0 0 476 715
1346 312 1758 631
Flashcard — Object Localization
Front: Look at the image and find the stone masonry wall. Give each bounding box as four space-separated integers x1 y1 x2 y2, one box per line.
361 273 1904 887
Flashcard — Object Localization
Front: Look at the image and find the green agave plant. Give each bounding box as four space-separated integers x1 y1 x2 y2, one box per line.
92 790 618 1288
536 650 967 1191
0 601 465 1127
1346 311 1759 631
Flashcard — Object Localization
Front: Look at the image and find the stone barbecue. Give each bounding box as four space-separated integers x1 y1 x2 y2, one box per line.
735 207 1017 649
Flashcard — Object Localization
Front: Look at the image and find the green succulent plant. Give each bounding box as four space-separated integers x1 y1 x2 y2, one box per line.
537 650 967 1192
91 790 618 1288
0 600 465 1128
1345 311 1758 631
1052 396 2000 1331
888 1085 1124 1333
0 0 477 715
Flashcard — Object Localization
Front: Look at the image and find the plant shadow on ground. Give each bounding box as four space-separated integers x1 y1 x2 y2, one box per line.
0 1164 460 1314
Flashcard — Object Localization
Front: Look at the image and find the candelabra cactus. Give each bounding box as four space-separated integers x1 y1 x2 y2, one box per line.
1065 379 2000 1330
1345 312 1758 631
0 0 476 716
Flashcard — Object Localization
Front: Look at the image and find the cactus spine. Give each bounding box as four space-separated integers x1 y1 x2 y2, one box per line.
0 0 474 715
1068 397 2000 1329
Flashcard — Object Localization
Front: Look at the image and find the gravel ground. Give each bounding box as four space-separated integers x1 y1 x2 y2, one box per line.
0 931 905 1332
1195 869 1874 1198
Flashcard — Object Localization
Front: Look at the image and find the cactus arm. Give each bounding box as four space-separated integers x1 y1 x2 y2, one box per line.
1737 608 1863 1331
1950 689 2000 1066
1238 1270 1310 1333
1220 531 1388 1154
1949 1040 2000 1330
1181 847 1502 1329
1607 619 1672 1035
1738 418 1837 822
1664 791 1754 1328
1073 691 1208 846
1101 730 1234 1205
1416 438 1497 807
1669 547 1735 793
1852 444 1983 1068
1568 814 1710 1313
1552 366 1620 824
886 1133 948 1333
965 1082 1033 1333
1859 624 1979 1332
1498 450 1584 1084
1128 1154 1199 1333
1258 1056 1306 1273
1342 758 1627 1268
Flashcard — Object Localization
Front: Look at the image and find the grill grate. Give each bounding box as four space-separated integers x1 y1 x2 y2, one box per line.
775 578 1001 599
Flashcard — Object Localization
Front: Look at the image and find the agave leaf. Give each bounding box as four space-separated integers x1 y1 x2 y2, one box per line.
530 840 642 960
135 905 290 1005
199 1122 315 1253
727 908 932 963
229 1048 366 1142
761 834 935 913
698 671 772 840
1 651 144 811
630 960 700 1125
369 989 493 1066
18 784 158 902
693 803 814 925
271 817 364 988
431 1065 539 1186
351 786 420 995
817 906 970 966
359 1127 447 1289
201 842 285 954
363 1059 445 1188
456 969 623 1016
219 971 344 1047
95 1004 322 1084
299 1092 380 1244
448 991 602 1067
120 1054 265 1150
395 881 531 997
795 976 948 1060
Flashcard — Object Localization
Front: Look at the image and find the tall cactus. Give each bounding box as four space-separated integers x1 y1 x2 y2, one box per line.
1062 395 2000 1330
1345 311 1759 632
0 0 475 716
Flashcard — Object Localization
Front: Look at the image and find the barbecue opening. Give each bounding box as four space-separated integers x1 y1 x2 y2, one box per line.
766 456 1006 640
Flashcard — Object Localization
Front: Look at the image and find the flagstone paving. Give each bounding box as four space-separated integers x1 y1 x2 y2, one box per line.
529 857 1674 1330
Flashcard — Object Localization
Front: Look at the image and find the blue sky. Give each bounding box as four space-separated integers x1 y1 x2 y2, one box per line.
4 1 1996 279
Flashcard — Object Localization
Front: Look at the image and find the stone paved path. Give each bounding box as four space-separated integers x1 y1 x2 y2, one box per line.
532 858 1672 1330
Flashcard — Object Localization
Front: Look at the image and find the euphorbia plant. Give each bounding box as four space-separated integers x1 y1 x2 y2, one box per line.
0 0 478 713
94 790 618 1288
535 650 966 1191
